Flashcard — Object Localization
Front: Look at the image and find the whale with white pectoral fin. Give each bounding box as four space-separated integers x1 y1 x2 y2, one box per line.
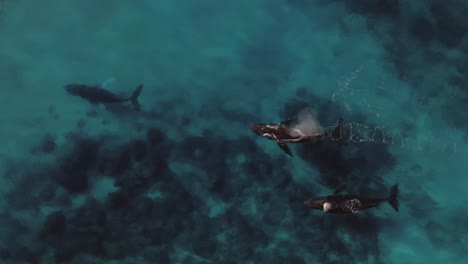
304 184 399 214
249 109 346 156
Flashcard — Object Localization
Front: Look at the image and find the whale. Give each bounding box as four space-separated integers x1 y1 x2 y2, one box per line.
249 116 345 156
65 83 143 111
304 184 399 214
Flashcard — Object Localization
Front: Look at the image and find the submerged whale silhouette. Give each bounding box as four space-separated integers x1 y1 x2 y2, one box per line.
65 83 143 111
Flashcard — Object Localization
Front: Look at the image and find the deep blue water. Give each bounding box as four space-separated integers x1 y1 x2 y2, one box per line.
0 0 467 263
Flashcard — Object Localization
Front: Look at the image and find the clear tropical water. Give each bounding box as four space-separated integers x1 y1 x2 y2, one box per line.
0 1 466 263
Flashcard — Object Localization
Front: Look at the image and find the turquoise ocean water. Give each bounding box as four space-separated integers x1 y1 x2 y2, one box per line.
0 1 467 263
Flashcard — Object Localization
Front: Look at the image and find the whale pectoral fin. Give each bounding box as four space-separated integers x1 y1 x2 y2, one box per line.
277 143 293 157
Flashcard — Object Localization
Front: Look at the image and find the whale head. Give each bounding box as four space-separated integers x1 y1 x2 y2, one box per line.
249 124 279 139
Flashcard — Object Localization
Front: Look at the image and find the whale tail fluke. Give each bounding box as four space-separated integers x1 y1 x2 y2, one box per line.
130 84 143 111
388 184 399 212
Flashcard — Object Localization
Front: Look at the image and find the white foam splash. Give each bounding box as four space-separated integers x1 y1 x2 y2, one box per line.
290 109 323 137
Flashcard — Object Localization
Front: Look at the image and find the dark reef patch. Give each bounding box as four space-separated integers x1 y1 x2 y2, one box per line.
428 1 468 48
49 198 108 262
38 183 57 203
130 139 148 161
341 0 401 18
98 144 133 176
409 14 437 43
146 127 166 146
31 133 56 155
55 137 101 193
209 144 269 200
39 211 67 242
